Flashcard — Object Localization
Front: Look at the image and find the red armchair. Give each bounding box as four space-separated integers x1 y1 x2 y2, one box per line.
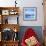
21 28 41 46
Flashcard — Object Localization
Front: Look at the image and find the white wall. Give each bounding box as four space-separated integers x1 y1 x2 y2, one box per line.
0 0 15 7
0 0 44 26
17 0 44 26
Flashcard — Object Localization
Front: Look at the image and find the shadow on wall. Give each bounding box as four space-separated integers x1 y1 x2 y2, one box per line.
18 26 44 44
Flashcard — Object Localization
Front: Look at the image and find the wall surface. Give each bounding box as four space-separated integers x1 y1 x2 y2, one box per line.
0 0 44 26
0 0 44 45
18 0 44 26
0 0 15 7
18 26 43 44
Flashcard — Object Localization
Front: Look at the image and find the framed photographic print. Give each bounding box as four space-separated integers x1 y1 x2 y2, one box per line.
2 10 9 15
23 7 37 21
9 10 17 15
8 15 18 24
9 10 15 15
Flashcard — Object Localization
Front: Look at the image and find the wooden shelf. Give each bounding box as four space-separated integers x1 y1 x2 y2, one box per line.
1 40 19 46
0 7 19 15
0 24 20 32
3 41 18 46
0 7 19 12
0 7 20 46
